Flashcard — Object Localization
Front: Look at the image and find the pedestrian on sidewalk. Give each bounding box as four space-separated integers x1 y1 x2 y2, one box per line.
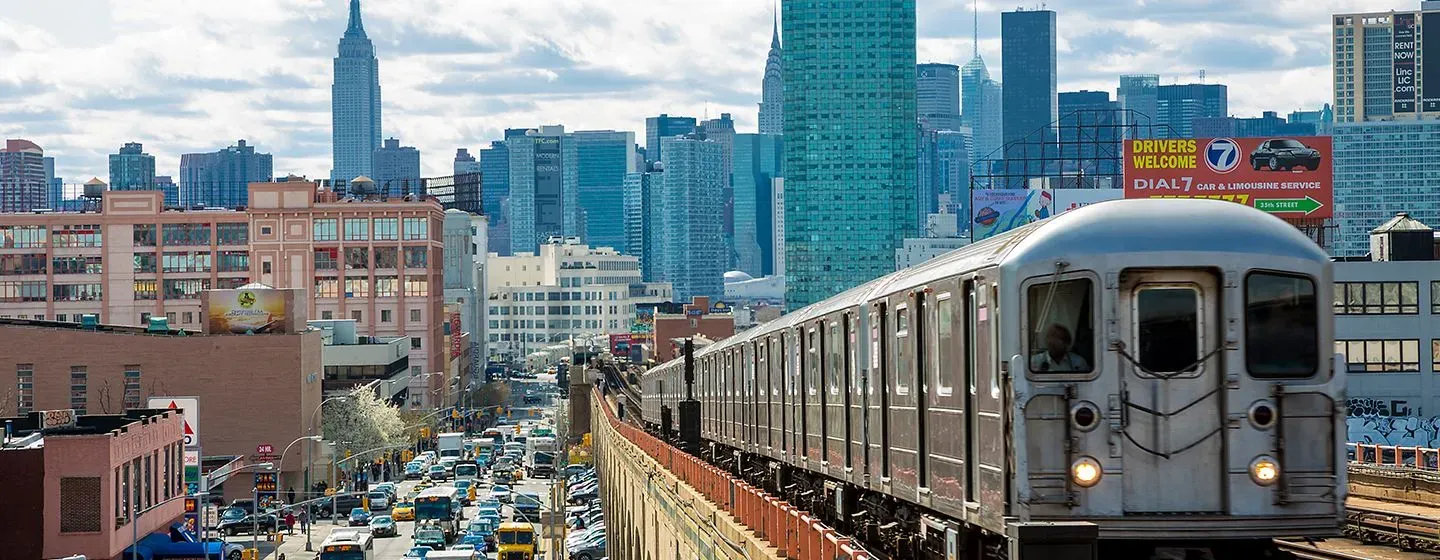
287 486 296 506
285 511 296 535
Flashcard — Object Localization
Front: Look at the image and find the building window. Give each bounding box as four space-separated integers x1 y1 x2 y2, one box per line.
381 309 392 323
315 278 339 298
0 225 47 248
345 276 370 298
133 253 157 273
262 261 272 274
70 366 87 414
162 279 210 300
403 218 427 240
134 280 157 300
183 312 192 324
345 247 369 269
59 477 102 533
405 275 428 297
215 223 248 245
321 310 333 320
411 309 421 322
16 364 34 415
51 256 102 274
1337 339 1420 373
50 224 101 248
123 367 142 409
53 284 103 302
313 218 338 242
374 247 398 268
162 252 212 273
344 218 370 241
260 226 272 236
411 337 422 349
0 281 47 302
1333 281 1419 315
351 310 362 322
376 276 398 297
161 223 211 246
216 277 246 289
0 254 48 276
404 247 427 268
315 248 338 270
217 251 249 272
374 218 399 241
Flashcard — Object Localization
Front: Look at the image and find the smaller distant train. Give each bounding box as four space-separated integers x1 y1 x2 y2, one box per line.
640 199 1345 559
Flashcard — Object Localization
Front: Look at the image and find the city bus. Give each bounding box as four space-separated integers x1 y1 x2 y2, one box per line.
495 522 537 560
318 528 375 560
415 486 462 542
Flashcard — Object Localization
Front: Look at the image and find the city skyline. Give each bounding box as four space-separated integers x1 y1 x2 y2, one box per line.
0 0 1373 182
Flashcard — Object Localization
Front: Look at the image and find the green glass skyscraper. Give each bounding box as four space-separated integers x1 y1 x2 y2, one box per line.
782 0 918 310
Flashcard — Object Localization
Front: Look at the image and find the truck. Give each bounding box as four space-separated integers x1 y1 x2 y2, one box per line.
437 432 466 460
530 451 556 478
122 523 242 560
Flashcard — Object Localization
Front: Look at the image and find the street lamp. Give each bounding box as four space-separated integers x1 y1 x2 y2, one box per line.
275 435 321 496
305 395 347 551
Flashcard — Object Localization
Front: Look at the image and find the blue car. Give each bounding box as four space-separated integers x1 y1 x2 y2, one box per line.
403 546 433 558
348 507 371 526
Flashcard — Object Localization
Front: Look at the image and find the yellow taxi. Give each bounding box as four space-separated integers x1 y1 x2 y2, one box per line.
391 500 416 521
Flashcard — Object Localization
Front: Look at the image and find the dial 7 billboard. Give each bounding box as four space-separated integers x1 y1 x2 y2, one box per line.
1123 136 1333 219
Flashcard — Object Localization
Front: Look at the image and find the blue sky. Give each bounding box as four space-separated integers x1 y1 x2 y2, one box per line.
0 0 1384 182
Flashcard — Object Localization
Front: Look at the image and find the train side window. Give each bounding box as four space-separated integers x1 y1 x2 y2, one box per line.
1027 278 1095 374
895 305 910 395
828 321 843 398
935 293 955 397
808 327 820 396
1246 272 1319 377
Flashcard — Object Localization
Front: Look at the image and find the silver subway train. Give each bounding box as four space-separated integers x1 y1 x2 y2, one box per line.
639 199 1345 559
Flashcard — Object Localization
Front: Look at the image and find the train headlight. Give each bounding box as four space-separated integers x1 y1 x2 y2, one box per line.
1247 400 1276 430
1250 456 1280 486
1071 456 1103 488
1070 401 1101 432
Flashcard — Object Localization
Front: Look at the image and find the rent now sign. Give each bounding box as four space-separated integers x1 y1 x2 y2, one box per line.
1123 136 1334 219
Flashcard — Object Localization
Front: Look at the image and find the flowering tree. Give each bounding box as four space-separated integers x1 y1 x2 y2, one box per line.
321 387 407 462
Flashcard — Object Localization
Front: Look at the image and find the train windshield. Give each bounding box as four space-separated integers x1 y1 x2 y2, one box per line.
1245 272 1318 377
1028 278 1095 374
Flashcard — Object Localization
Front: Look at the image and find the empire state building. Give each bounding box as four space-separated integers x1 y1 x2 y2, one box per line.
331 0 382 190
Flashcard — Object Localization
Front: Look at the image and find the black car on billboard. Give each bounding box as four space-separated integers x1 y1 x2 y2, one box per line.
1249 138 1322 171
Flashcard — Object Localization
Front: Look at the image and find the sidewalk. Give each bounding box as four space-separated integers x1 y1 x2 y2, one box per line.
216 519 349 560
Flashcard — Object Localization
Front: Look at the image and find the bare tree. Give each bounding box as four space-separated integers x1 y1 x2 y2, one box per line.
0 386 15 417
95 379 117 414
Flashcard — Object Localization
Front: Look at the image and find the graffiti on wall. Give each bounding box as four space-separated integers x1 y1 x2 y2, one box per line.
1345 397 1439 446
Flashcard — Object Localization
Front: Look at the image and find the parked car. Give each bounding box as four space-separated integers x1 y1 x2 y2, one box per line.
370 515 398 537
216 512 286 536
348 507 372 526
1249 138 1322 171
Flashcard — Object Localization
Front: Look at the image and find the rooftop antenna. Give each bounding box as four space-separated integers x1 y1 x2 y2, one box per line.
1198 69 1206 84
972 0 979 57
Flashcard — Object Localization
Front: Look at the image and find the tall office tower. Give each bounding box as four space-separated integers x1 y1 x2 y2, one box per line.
759 16 784 136
1057 90 1122 184
660 136 725 302
644 114 697 165
331 0 382 189
454 148 481 176
1001 9 1058 185
480 140 511 255
507 126 579 254
0 139 47 213
1156 84 1228 138
732 133 783 277
372 137 421 196
1117 74 1160 136
623 165 664 282
918 63 962 132
961 56 1003 177
154 176 178 207
772 178 785 278
178 140 274 208
917 128 972 231
573 130 637 251
782 0 917 309
1289 104 1335 135
1333 7 1440 123
42 155 58 207
108 142 157 196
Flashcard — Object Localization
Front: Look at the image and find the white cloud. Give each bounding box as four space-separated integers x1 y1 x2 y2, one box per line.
0 0 1382 182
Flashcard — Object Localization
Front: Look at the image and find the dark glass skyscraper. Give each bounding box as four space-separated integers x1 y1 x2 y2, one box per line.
1157 84 1228 138
373 137 421 196
732 133 783 277
480 140 511 255
331 0 382 188
178 140 273 208
917 63 961 132
644 114 697 166
573 130 637 251
1000 9 1057 184
783 0 917 310
108 142 156 194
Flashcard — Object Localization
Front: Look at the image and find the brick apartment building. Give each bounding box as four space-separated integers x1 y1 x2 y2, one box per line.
0 180 448 397
653 296 736 362
0 408 186 560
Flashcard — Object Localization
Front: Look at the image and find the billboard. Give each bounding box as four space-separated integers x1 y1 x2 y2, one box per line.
1123 137 1333 219
449 312 463 358
610 334 632 355
1053 189 1124 215
1426 12 1440 112
971 188 1053 240
205 288 291 334
150 397 199 447
1395 13 1417 113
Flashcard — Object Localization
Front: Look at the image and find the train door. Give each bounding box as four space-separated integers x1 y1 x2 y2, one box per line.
769 336 783 457
789 328 804 465
825 318 847 473
866 304 888 488
925 281 967 515
848 312 867 485
888 293 920 498
970 277 1006 526
1118 270 1224 513
806 324 824 463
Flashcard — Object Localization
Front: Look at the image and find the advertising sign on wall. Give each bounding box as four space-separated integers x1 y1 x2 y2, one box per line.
610 334 632 355
1395 13 1418 113
206 288 290 334
1123 137 1333 219
1425 12 1440 112
150 397 200 447
971 188 1053 240
1053 189 1124 215
450 312 463 358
